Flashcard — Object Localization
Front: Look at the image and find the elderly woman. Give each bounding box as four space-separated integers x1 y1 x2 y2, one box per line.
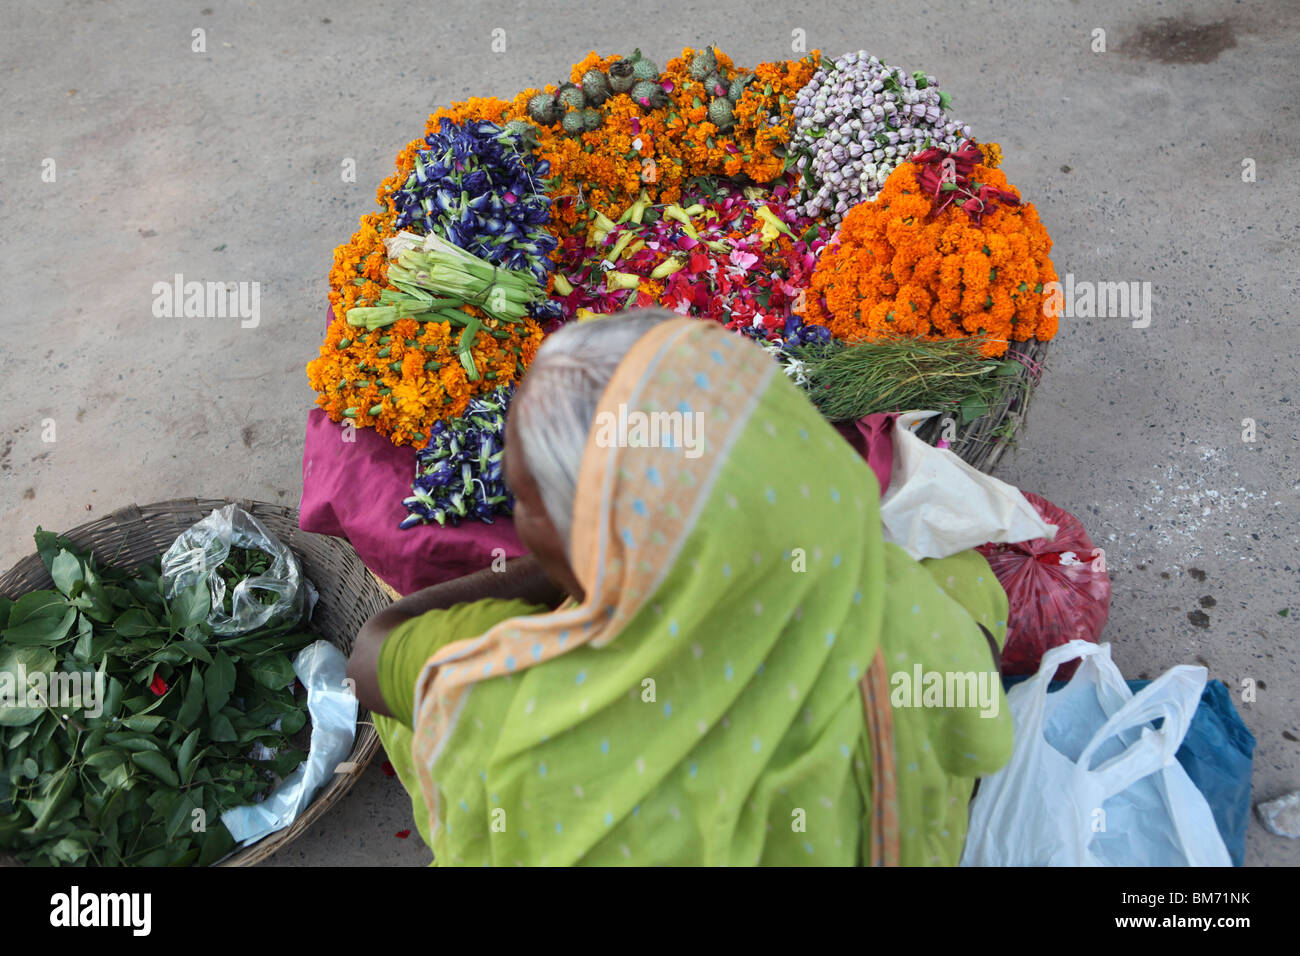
348 309 1011 865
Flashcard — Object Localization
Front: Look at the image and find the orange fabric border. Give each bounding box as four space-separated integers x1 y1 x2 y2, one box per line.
861 648 900 866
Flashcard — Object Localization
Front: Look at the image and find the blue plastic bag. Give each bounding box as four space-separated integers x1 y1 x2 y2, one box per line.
1003 676 1255 866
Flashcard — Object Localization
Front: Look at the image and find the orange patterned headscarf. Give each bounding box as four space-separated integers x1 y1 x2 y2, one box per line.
410 318 782 836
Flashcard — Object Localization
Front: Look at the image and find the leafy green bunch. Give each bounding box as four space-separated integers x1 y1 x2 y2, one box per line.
214 545 280 616
0 529 316 866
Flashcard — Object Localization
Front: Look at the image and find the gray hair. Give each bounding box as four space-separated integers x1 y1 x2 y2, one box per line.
511 308 678 555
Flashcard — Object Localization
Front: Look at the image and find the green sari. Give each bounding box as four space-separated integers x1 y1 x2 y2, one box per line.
380 318 1012 865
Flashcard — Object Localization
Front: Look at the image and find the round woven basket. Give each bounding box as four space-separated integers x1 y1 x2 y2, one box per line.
911 337 1049 474
0 497 384 867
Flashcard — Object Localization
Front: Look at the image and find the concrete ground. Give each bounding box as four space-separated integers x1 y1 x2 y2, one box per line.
1 0 1295 866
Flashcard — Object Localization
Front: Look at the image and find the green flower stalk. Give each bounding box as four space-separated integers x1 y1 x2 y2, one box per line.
380 231 547 324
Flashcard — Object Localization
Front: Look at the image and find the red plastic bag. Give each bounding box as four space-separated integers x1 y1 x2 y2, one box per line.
976 492 1111 678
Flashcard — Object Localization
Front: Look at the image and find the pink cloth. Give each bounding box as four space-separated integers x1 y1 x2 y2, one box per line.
833 413 897 496
299 409 525 594
298 309 525 595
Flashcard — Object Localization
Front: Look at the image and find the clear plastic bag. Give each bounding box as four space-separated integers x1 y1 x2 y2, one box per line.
161 504 318 636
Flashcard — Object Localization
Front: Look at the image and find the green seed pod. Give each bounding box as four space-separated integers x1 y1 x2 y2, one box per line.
702 71 728 98
630 79 668 110
688 45 717 80
561 110 586 135
556 82 586 111
631 57 659 81
582 107 602 132
609 58 637 93
526 92 561 125
728 72 754 101
581 69 611 106
707 96 735 131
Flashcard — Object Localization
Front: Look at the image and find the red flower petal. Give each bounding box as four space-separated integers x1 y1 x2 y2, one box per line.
381 761 396 777
149 674 169 696
395 829 411 839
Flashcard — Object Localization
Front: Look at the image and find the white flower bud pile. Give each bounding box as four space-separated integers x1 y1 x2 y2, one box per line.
788 51 972 226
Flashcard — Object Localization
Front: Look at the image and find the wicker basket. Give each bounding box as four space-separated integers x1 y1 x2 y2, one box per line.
0 497 385 867
911 337 1049 474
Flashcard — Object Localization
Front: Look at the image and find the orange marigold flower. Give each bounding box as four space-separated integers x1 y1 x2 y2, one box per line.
802 154 1057 357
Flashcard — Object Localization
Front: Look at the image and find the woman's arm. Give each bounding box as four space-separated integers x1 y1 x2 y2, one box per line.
347 554 568 717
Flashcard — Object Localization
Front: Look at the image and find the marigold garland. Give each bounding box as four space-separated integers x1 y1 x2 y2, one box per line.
307 309 542 449
327 211 396 320
801 143 1059 357
661 48 818 186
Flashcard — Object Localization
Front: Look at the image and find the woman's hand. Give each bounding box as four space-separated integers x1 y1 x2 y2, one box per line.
346 555 568 717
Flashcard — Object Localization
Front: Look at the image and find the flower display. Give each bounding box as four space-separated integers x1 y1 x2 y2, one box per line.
310 48 1060 525
800 141 1060 357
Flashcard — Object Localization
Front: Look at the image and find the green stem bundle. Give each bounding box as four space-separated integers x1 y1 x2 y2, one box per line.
789 335 1016 422
343 232 545 342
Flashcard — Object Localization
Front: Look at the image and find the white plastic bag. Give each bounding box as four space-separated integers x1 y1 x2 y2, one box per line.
961 640 1231 866
879 411 1057 560
221 641 358 847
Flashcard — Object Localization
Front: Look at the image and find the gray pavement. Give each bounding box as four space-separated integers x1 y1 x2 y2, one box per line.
1 0 1296 866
